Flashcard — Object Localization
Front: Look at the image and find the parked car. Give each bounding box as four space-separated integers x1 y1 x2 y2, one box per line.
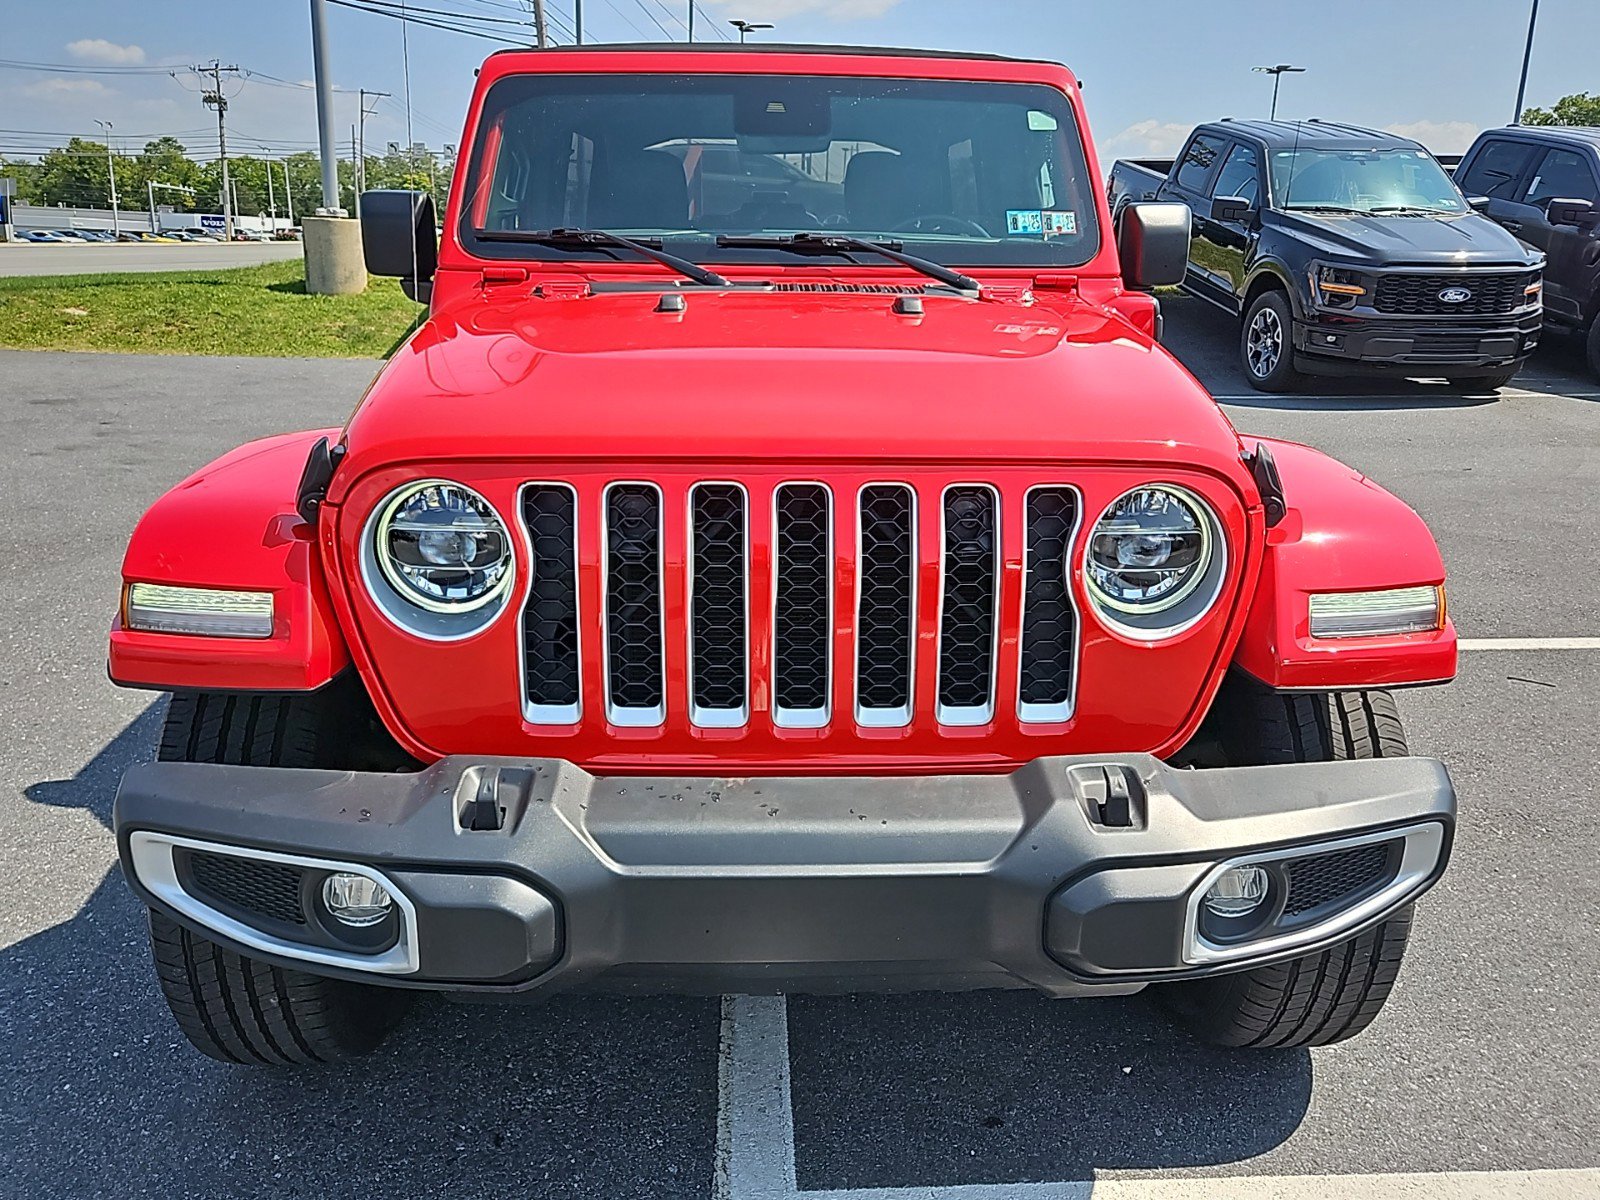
1110 120 1545 391
110 46 1459 1067
77 229 117 242
1456 125 1600 379
273 227 302 240
52 228 91 240
16 229 67 243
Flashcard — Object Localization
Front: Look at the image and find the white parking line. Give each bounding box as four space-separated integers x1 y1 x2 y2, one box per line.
1460 638 1600 650
714 998 1600 1199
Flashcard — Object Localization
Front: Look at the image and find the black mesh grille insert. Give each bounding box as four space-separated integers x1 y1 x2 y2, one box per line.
857 485 915 714
939 486 998 713
187 851 306 926
521 485 579 711
1374 272 1534 316
774 484 830 714
605 484 664 712
690 484 748 715
1283 842 1395 917
1019 488 1079 711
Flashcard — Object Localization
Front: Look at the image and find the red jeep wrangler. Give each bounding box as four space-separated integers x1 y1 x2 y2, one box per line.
110 46 1458 1065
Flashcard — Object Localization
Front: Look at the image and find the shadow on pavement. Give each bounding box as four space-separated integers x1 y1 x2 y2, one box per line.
6 706 718 1200
788 991 1312 1189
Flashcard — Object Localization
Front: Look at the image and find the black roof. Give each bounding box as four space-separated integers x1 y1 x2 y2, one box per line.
1478 124 1600 150
1204 119 1424 151
487 42 1038 64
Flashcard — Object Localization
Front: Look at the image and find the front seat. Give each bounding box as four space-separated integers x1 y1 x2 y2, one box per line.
844 151 919 230
589 149 690 229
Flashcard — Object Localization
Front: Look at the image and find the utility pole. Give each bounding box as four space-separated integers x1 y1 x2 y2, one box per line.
530 0 548 47
574 0 582 43
282 160 294 224
1514 0 1540 124
93 119 120 235
266 157 276 227
688 0 693 41
309 0 343 213
352 125 359 213
356 89 390 220
1252 64 1305 121
198 60 241 239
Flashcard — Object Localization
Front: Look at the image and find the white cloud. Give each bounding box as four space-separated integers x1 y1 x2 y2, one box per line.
66 38 146 65
704 0 902 20
1102 120 1191 158
1382 120 1481 155
20 77 112 98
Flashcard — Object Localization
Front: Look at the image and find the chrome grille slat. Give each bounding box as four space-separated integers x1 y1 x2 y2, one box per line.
855 484 916 726
520 484 581 722
1018 486 1081 723
937 484 1000 726
773 483 832 727
604 482 665 725
688 483 749 726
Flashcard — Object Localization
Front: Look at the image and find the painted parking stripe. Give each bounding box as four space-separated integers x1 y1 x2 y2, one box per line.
715 996 1600 1200
1459 638 1600 650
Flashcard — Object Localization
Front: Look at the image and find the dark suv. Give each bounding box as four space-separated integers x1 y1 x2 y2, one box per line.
1456 125 1600 378
1110 121 1546 391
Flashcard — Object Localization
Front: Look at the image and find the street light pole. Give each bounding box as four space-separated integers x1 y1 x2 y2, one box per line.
94 119 120 236
356 88 391 220
1252 64 1306 121
730 19 772 42
309 0 343 213
1513 0 1540 124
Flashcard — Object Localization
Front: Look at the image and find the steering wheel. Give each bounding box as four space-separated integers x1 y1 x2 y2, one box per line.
891 213 992 237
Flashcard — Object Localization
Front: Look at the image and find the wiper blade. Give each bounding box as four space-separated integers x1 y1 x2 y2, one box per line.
1370 205 1457 215
1284 204 1368 215
715 232 981 293
476 227 730 287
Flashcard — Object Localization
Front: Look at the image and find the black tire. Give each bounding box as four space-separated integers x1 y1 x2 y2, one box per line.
1587 313 1600 381
1241 290 1306 393
1156 681 1416 1049
1447 372 1518 391
146 681 411 1064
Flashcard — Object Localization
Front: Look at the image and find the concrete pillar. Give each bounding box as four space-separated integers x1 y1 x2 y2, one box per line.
301 215 366 295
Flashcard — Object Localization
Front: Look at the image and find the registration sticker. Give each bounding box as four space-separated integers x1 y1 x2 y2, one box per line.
1042 210 1078 238
1006 209 1044 236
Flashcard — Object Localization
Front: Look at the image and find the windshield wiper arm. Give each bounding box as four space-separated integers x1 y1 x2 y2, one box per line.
715 233 982 293
476 227 730 287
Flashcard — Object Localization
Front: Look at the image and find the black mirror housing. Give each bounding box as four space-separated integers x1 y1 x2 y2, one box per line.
1466 195 1491 213
1118 202 1191 289
1210 195 1254 224
360 190 438 292
1545 196 1594 227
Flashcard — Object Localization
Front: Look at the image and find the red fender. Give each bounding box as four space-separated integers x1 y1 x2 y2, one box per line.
109 430 351 693
1232 438 1456 691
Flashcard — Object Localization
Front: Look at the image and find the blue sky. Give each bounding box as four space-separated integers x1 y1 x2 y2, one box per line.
2 0 1593 167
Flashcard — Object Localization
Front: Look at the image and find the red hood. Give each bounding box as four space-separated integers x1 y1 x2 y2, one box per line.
332 287 1245 501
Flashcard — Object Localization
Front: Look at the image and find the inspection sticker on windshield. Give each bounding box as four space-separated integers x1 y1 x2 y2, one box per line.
1043 210 1077 237
1007 209 1077 237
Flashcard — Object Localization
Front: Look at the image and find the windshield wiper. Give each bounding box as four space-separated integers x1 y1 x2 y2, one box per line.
1284 204 1368 215
1369 205 1458 215
714 233 982 293
475 227 730 287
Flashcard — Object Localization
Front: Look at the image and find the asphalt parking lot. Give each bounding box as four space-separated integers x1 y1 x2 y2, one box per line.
2 296 1597 1198
0 240 302 276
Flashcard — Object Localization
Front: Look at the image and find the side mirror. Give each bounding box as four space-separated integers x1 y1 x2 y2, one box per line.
1210 195 1254 224
1466 195 1491 213
1118 201 1191 289
1545 196 1594 227
360 189 438 303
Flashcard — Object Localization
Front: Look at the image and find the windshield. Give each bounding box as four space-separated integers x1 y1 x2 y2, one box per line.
460 73 1101 268
1270 148 1466 214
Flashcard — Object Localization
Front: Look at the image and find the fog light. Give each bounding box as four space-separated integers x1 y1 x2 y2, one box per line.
321 873 394 927
1309 585 1444 638
1203 865 1270 919
125 583 274 639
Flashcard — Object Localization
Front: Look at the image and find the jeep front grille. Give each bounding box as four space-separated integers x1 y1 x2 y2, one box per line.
520 478 1083 731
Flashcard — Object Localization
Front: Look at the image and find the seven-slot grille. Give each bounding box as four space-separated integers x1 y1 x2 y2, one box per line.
521 481 1083 729
1373 271 1536 317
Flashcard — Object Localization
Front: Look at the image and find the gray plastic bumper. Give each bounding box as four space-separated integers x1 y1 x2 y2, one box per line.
114 754 1455 997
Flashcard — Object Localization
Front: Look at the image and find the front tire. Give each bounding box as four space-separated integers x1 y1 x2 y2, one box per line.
146 681 411 1064
1587 313 1600 380
1447 371 1518 391
1241 290 1306 393
1156 681 1417 1048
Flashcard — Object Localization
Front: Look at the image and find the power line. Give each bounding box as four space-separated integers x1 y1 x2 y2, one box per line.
325 0 525 42
0 58 176 75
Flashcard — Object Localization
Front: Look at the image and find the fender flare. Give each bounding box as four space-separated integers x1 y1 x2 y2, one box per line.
109 430 352 693
1231 437 1456 691
1241 260 1301 319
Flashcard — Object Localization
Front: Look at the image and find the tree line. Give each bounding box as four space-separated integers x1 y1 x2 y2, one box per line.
1 136 454 220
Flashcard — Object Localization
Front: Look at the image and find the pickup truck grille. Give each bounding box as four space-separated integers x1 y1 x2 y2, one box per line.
1373 271 1535 316
519 478 1085 730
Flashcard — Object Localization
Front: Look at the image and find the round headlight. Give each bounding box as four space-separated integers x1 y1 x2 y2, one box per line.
373 481 512 613
1086 485 1224 637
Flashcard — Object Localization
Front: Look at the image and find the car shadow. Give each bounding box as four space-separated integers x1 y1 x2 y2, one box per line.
787 991 1312 1189
7 705 719 1200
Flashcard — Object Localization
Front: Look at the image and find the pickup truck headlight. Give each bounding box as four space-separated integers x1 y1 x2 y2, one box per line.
370 481 513 615
1085 485 1226 639
1310 264 1368 309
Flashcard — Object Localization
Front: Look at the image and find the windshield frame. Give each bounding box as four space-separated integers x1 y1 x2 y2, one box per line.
1267 146 1468 216
453 70 1104 272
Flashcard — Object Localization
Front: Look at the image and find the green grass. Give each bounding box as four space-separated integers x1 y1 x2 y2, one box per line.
0 259 424 357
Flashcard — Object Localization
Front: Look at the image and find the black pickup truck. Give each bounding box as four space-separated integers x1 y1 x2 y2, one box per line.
1455 125 1600 379
1110 120 1545 391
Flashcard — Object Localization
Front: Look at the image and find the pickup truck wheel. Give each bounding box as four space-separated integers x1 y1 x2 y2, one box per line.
1241 291 1305 393
144 683 411 1064
1587 313 1600 379
1155 682 1416 1048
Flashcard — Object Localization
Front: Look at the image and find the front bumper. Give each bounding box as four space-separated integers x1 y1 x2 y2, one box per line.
114 754 1455 998
1293 311 1541 374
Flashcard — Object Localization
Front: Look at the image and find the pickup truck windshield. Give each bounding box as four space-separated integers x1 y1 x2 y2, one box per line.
460 73 1101 269
1270 148 1466 215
